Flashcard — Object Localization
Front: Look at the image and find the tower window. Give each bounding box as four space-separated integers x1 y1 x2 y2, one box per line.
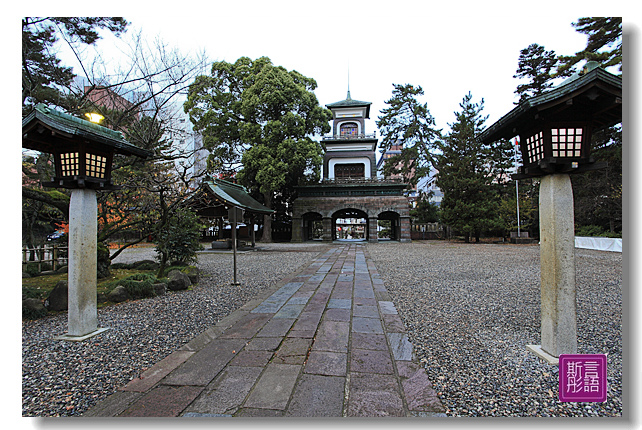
340 122 358 136
334 163 365 178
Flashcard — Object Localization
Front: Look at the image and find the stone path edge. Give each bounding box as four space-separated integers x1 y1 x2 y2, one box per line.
84 245 333 417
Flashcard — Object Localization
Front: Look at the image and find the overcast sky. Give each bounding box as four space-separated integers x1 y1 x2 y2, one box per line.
49 2 633 138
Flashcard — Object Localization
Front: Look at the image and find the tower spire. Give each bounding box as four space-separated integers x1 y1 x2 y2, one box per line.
346 64 351 100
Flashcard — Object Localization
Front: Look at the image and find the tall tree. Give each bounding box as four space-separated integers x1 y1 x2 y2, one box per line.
22 20 209 260
513 43 560 103
556 17 622 76
22 17 128 113
184 56 331 241
376 84 442 185
435 93 510 242
556 17 623 235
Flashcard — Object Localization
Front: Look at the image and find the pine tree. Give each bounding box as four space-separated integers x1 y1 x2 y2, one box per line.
435 93 509 242
556 17 622 235
513 43 560 104
556 17 622 75
376 84 442 185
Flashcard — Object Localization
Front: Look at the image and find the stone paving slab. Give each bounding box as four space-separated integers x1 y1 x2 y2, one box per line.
304 350 347 376
161 337 247 386
243 363 301 410
121 350 194 393
347 373 405 417
119 385 204 417
84 243 445 418
184 366 263 415
286 374 345 417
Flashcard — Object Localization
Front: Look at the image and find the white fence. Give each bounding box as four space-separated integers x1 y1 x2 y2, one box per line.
575 236 622 253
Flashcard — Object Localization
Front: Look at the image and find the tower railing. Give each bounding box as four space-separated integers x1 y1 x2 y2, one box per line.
322 132 377 141
320 177 405 185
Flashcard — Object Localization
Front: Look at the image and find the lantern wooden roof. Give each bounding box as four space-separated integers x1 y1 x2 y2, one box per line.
22 104 151 159
480 66 622 144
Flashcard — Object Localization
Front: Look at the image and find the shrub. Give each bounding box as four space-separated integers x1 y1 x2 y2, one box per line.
155 208 204 268
106 273 159 300
133 260 159 271
25 263 41 277
23 299 47 320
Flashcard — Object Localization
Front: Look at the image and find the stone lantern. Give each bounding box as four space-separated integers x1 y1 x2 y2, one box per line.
480 63 622 363
23 104 151 340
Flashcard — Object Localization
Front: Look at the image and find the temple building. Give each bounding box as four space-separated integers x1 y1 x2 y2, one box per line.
291 91 411 242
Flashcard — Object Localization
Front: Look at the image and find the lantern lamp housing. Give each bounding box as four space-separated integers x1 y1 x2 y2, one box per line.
22 104 151 190
479 63 622 179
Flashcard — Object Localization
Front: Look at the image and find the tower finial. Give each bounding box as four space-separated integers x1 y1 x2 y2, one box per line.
346 63 351 100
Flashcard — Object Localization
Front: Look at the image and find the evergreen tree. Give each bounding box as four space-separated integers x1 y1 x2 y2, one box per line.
22 17 128 113
376 84 442 185
557 17 622 76
410 191 440 223
556 17 622 235
513 43 560 103
184 56 331 241
435 93 509 242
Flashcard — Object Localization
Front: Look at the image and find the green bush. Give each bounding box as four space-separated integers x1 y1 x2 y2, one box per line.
25 263 41 277
23 301 47 320
133 260 159 271
155 208 204 267
23 307 48 320
106 273 159 300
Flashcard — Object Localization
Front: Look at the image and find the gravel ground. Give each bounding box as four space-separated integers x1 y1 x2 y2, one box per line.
21 243 325 417
366 241 623 417
22 240 623 417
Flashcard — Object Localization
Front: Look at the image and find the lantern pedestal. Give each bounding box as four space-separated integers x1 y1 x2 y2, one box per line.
528 174 577 362
54 189 109 341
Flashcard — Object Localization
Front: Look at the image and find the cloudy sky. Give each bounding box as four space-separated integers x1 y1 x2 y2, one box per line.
49 2 632 137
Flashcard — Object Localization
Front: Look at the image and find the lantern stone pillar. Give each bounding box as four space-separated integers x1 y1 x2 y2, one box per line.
527 174 577 362
55 189 109 340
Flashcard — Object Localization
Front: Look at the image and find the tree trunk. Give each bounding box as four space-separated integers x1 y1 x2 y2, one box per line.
260 191 273 243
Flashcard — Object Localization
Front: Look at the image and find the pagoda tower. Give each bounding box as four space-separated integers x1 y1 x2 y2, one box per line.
291 90 411 243
322 90 377 180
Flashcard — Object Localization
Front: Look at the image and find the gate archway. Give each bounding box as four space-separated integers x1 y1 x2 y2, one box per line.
378 210 401 241
301 212 323 241
332 208 369 241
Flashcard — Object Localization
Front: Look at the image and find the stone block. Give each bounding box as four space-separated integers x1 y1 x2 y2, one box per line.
184 366 263 415
119 385 204 417
286 374 345 417
350 348 394 374
347 373 404 417
304 351 347 376
243 363 301 410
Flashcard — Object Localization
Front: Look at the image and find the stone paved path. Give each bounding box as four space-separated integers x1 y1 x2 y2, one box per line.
85 244 445 417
